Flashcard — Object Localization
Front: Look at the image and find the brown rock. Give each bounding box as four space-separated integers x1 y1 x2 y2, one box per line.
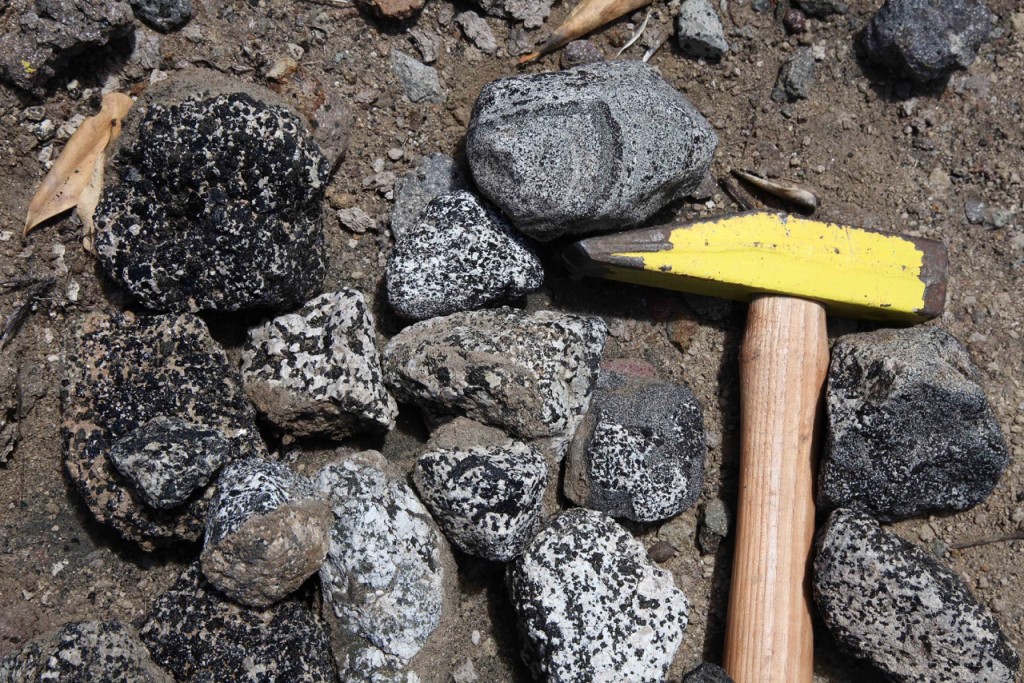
356 0 424 20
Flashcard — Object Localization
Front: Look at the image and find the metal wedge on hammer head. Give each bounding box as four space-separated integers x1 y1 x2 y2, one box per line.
564 210 948 683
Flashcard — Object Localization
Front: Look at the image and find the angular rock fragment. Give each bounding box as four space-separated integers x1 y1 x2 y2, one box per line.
683 663 735 683
560 40 604 69
467 61 717 241
509 508 688 682
676 0 729 60
129 0 191 32
772 47 816 102
814 509 1019 683
241 290 398 439
697 498 730 554
391 50 444 104
456 11 498 55
356 0 423 20
469 0 554 27
390 153 469 241
819 327 1009 521
0 362 17 464
793 0 847 17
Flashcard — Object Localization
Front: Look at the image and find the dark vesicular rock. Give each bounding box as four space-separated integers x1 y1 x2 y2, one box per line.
819 327 1009 521
509 508 688 682
814 509 1019 682
676 0 729 60
386 191 544 321
466 61 717 241
129 0 191 32
390 153 469 241
683 663 735 683
95 92 329 312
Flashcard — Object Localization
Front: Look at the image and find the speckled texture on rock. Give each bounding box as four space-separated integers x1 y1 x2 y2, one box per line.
676 0 729 60
386 191 543 321
241 289 398 439
565 371 706 522
129 0 191 31
813 509 1019 682
382 308 607 440
508 508 688 682
139 562 335 682
819 327 1009 521
95 92 329 312
390 153 468 241
62 312 266 549
682 663 735 683
466 61 717 241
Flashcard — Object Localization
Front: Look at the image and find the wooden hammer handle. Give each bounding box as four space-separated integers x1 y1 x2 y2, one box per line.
723 295 829 683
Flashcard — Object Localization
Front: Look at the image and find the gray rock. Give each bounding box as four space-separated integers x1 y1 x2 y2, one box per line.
560 40 604 69
0 363 16 465
391 50 444 104
390 153 469 241
772 47 816 102
469 0 553 28
0 620 171 683
564 372 706 522
139 562 335 682
108 416 234 510
382 308 607 440
386 191 544 321
683 663 735 683
96 92 329 313
456 11 498 55
814 508 1019 682
241 290 398 440
338 206 377 234
508 508 688 682
793 0 847 17
819 327 1009 521
676 0 729 60
697 498 729 554
467 61 717 241
861 0 995 83
129 0 191 31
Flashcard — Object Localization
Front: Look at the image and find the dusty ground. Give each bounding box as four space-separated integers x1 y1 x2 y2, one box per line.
0 0 1021 680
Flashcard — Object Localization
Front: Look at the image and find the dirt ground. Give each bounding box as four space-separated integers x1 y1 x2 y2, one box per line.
0 0 1021 680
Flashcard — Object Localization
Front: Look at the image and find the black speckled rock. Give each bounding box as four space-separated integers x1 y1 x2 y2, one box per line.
95 92 329 312
386 191 543 321
129 0 190 31
814 509 1019 682
565 371 706 522
467 61 717 241
819 327 1009 521
509 508 688 682
390 153 469 241
682 663 735 683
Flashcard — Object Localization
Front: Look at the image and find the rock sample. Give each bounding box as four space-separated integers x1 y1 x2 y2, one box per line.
390 153 468 241
793 0 847 16
560 40 604 69
355 0 422 19
95 92 329 312
129 0 191 31
860 0 995 83
819 327 1009 521
241 290 398 439
565 371 706 522
697 498 730 554
62 312 265 548
467 61 717 241
386 191 544 321
382 308 607 441
509 508 688 682
0 363 17 464
676 0 729 60
683 663 735 683
772 47 816 102
814 509 1019 682
469 0 554 27
139 563 335 682
391 50 444 104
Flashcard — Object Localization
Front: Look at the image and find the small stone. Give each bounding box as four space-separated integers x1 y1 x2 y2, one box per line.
657 515 695 551
390 153 469 241
391 50 445 104
265 56 299 81
676 0 729 60
682 663 735 683
697 498 729 554
337 206 376 234
793 0 847 16
0 364 17 465
928 166 952 193
772 47 816 102
560 40 604 69
129 0 191 32
456 11 498 55
410 28 440 63
469 0 554 27
387 147 405 161
783 7 807 33
356 0 423 20
648 540 677 563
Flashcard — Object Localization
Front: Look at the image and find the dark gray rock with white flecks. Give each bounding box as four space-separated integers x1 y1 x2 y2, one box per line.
386 191 543 321
129 0 191 31
772 47 816 102
241 289 398 439
683 663 735 683
390 153 469 241
467 61 717 241
819 327 1009 521
814 508 1019 682
509 508 688 682
676 0 729 60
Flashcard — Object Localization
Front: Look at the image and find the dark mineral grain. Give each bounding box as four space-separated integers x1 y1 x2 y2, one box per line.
129 0 191 31
683 663 735 683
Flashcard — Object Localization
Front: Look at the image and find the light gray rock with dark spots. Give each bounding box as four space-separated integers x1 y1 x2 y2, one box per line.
813 508 1019 682
676 0 729 60
772 47 816 102
819 327 1009 521
509 508 688 682
682 663 735 683
565 371 706 522
386 191 543 321
391 50 444 104
241 290 398 440
129 0 191 31
469 0 553 28
390 153 469 241
466 61 717 241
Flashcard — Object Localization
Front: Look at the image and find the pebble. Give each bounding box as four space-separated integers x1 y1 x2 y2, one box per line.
783 7 807 33
390 153 469 241
772 47 816 102
676 0 729 60
469 0 554 27
560 40 604 69
391 50 445 104
129 0 191 32
697 498 730 554
456 11 498 55
0 364 16 465
337 206 377 234
356 0 423 20
683 663 735 682
410 28 440 63
793 0 847 16
387 147 405 161
813 509 1019 682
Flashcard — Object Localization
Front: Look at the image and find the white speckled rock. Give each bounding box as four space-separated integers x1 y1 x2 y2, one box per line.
814 509 1019 682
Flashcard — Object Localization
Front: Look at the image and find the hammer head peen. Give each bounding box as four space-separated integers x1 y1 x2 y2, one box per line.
564 210 948 324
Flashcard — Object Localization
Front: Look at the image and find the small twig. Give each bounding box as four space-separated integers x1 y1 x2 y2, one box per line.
642 31 669 63
719 176 757 211
951 531 1024 550
616 9 652 57
0 277 55 352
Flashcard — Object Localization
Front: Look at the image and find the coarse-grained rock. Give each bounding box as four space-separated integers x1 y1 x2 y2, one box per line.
386 191 543 321
201 458 332 608
62 312 266 549
390 153 469 241
129 0 191 31
860 0 995 83
772 47 816 102
0 620 171 683
241 290 398 439
509 508 688 682
391 50 444 104
456 11 498 55
813 508 1019 682
382 308 607 440
560 40 604 69
95 92 329 312
683 663 735 682
356 0 423 20
676 0 729 60
565 371 706 522
819 327 1009 521
469 0 553 27
467 61 717 241
108 416 234 510
139 562 335 682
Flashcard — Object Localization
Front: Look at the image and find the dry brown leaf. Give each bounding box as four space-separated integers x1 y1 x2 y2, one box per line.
519 0 654 64
77 161 104 253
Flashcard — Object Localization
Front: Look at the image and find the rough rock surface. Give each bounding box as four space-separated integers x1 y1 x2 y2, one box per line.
456 11 498 55
793 0 847 16
676 0 729 60
565 371 706 522
466 60 717 241
697 498 730 554
241 290 398 439
391 50 444 104
560 40 604 69
386 191 543 321
469 0 553 27
390 153 468 241
95 92 329 312
509 508 689 682
682 663 735 682
382 308 607 440
819 327 1009 521
62 312 265 548
0 363 17 464
814 508 1019 682
355 0 422 20
129 0 191 31
772 46 816 102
